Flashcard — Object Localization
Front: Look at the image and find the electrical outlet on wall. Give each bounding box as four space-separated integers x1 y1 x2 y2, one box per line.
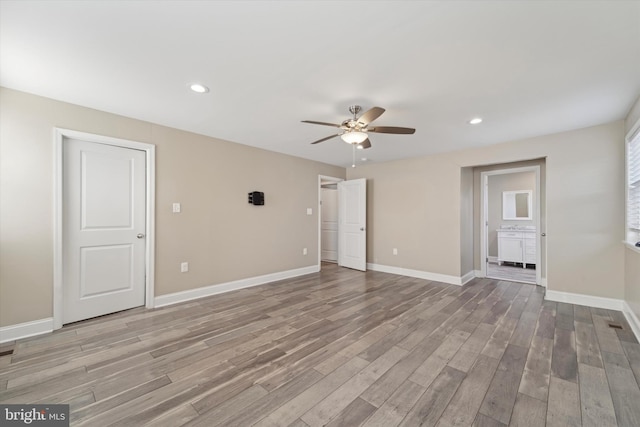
303 248 308 255
181 262 189 272
393 248 398 255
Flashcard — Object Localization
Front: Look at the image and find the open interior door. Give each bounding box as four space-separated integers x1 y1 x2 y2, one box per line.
338 178 367 271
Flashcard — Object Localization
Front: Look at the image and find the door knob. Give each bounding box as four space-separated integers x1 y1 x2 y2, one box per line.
137 233 145 239
541 233 546 237
360 227 365 231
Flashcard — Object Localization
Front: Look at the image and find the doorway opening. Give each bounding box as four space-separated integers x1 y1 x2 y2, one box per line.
319 176 342 270
320 178 340 264
317 175 367 272
480 165 543 285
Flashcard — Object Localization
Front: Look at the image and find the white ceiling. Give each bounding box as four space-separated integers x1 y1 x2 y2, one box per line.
1 1 639 167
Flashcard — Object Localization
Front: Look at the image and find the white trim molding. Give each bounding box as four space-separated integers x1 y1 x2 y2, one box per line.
460 270 476 285
544 290 623 311
367 263 473 286
154 266 319 308
0 318 54 344
623 301 640 342
624 241 640 254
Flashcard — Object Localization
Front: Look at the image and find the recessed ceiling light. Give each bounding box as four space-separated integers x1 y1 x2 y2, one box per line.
189 83 209 93
469 117 483 125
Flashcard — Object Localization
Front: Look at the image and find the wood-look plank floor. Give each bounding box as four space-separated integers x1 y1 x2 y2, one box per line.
1 263 639 426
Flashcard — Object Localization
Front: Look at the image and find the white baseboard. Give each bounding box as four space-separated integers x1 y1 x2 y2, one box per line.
0 318 54 344
154 265 319 308
539 278 547 287
460 270 476 285
622 301 640 342
474 270 484 278
544 290 640 341
366 263 469 286
488 256 498 263
544 290 623 311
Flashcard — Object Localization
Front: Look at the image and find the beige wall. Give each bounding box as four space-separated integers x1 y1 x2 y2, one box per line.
625 95 640 323
349 154 464 277
349 121 625 300
0 87 345 327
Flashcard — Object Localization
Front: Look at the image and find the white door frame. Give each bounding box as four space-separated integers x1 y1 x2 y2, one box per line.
53 128 156 330
480 165 542 286
317 175 344 269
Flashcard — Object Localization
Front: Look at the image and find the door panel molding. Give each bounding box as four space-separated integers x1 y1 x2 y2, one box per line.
53 128 155 330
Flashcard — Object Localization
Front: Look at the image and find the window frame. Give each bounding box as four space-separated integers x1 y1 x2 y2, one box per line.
626 118 640 252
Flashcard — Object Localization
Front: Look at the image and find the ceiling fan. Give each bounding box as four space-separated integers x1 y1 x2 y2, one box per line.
302 105 416 150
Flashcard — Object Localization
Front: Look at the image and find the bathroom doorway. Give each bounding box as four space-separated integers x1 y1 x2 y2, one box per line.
481 166 542 285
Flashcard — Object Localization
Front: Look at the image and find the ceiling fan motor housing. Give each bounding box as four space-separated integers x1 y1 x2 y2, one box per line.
342 119 360 130
348 105 362 116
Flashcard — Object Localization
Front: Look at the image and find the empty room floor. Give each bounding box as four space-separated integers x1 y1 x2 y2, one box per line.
1 263 639 426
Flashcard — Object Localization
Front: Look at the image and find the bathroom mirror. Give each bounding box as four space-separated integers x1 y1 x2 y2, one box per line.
503 190 532 220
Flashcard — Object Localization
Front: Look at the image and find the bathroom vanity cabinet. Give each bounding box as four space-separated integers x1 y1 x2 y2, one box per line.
497 229 536 267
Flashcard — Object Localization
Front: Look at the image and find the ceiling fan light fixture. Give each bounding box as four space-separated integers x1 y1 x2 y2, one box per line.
341 130 368 144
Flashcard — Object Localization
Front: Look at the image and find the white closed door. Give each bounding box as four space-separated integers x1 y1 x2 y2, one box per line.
63 138 146 324
338 178 367 271
321 188 338 262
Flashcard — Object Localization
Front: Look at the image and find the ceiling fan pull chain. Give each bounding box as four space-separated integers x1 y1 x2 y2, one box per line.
352 144 356 168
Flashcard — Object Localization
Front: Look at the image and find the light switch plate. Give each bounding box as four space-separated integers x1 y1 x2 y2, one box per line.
173 203 181 213
306 208 312 215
